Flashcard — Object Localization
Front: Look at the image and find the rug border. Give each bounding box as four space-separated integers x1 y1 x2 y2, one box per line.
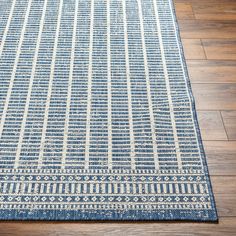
0 209 218 222
0 0 218 222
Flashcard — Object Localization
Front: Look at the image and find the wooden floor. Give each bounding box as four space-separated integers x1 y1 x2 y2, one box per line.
1 0 236 235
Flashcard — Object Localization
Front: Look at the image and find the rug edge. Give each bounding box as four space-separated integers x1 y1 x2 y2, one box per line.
168 0 218 221
0 209 218 222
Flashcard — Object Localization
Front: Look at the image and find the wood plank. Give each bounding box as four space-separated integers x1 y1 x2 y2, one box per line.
204 141 236 164
187 60 236 84
204 141 236 160
204 141 236 175
202 39 236 60
175 3 195 20
197 111 228 140
182 39 206 59
192 83 236 110
178 20 236 39
2 217 236 236
211 176 236 194
175 0 236 4
176 2 193 11
221 110 236 140
193 3 236 20
208 163 236 176
216 194 236 217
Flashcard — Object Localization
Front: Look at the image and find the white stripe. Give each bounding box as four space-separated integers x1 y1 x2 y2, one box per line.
153 0 182 169
107 0 112 169
137 0 159 170
122 0 136 170
84 0 94 169
38 0 64 167
14 0 49 169
61 0 79 168
0 0 33 139
0 0 17 56
168 0 203 168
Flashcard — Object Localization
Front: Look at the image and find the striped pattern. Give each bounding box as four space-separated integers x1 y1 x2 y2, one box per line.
0 0 217 221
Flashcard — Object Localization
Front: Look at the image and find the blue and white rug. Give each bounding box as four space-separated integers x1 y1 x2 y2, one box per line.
0 0 218 221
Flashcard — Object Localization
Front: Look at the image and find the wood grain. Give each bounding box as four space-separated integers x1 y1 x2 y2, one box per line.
187 60 236 83
204 141 236 164
192 83 236 110
0 220 234 236
208 163 236 176
202 39 236 60
221 111 236 140
193 4 236 20
179 20 236 39
175 3 195 20
204 141 236 175
198 111 228 140
215 194 236 217
175 0 236 4
211 176 236 194
182 39 206 59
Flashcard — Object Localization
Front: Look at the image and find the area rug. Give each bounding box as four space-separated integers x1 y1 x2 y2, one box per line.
0 0 218 221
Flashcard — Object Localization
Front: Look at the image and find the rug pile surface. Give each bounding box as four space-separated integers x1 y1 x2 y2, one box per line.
0 0 217 221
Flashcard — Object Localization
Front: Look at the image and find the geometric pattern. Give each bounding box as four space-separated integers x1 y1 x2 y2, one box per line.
0 0 218 220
